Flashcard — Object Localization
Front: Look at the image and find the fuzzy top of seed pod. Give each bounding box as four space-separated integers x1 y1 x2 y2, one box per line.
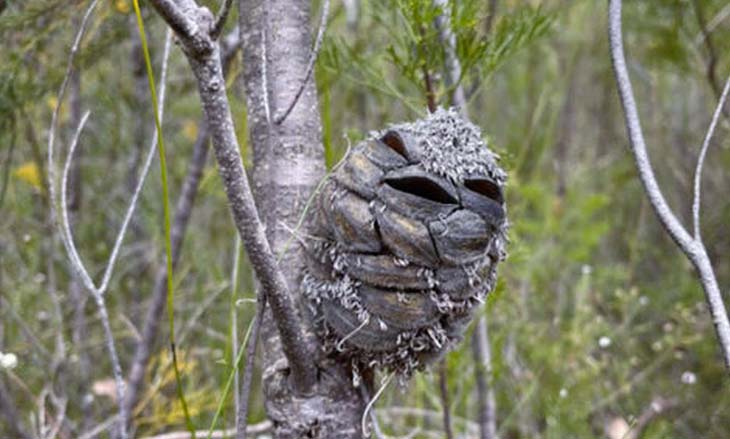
373 107 507 185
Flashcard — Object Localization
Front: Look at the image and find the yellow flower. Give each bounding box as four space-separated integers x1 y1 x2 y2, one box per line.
115 0 130 14
13 162 42 191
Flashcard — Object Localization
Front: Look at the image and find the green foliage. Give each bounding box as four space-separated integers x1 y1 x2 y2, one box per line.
319 0 552 119
2 0 730 438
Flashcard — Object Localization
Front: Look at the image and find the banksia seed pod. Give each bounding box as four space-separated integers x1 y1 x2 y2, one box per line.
302 108 507 377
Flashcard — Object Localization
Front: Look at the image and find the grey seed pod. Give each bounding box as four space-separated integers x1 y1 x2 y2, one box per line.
302 107 508 378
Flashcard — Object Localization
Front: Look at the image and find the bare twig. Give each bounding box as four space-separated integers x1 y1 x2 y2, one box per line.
693 75 730 239
48 10 173 435
56 29 172 297
273 0 330 125
67 51 93 430
608 0 730 369
236 297 266 439
211 0 234 39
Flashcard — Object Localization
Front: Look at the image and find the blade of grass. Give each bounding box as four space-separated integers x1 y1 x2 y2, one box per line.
132 1 196 436
230 236 242 428
207 309 257 438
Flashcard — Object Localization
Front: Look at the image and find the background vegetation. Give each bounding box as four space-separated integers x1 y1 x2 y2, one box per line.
1 0 729 437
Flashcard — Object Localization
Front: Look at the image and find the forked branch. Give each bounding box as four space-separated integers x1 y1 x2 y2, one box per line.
146 1 318 391
608 0 730 370
47 2 173 437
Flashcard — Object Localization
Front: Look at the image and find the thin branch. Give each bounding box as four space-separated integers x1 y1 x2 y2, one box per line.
211 0 234 39
44 1 128 436
273 0 330 125
692 74 730 239
608 0 730 370
58 30 172 296
236 297 266 439
49 16 173 437
606 1 694 250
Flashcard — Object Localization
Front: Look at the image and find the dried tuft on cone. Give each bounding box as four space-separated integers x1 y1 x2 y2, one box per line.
302 108 508 378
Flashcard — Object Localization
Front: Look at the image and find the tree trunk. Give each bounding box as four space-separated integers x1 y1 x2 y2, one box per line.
238 1 366 437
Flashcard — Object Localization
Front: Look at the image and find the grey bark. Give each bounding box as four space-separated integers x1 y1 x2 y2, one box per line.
238 0 366 436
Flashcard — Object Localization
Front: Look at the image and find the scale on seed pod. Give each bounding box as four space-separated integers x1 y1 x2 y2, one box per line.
302 107 507 378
